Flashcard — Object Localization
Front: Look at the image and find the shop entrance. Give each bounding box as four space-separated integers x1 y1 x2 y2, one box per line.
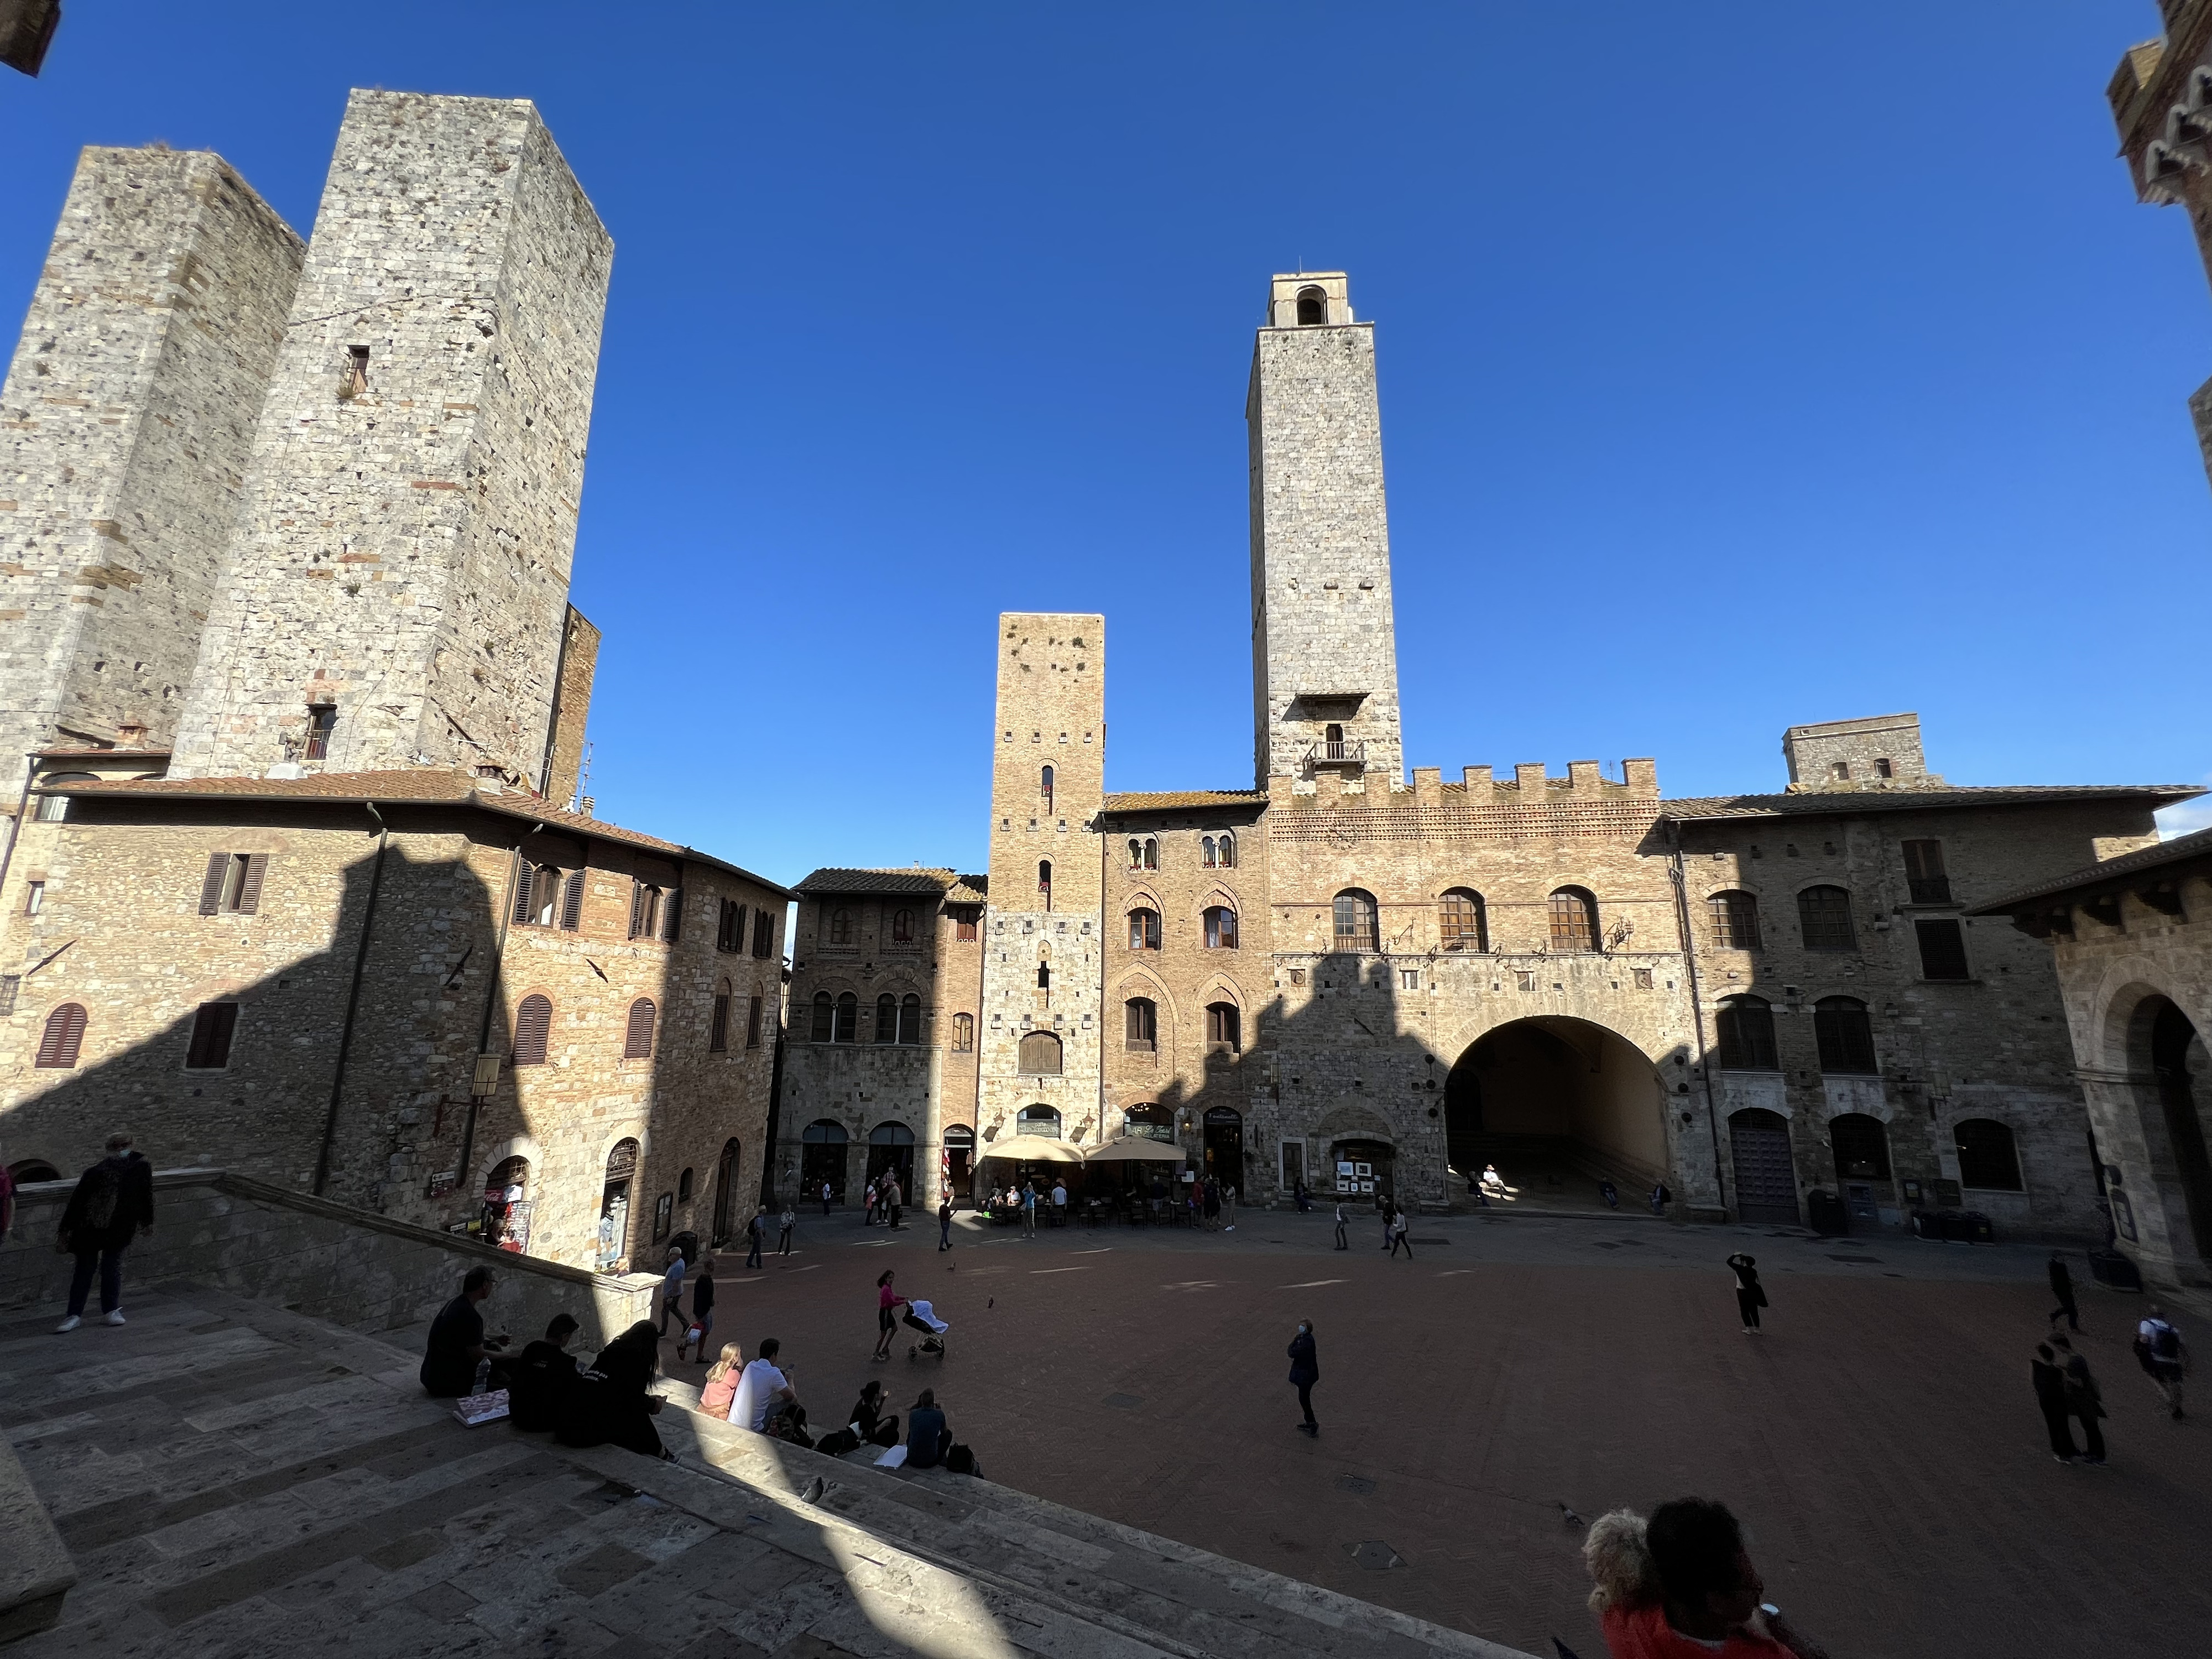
597 1138 639 1271
1202 1106 1244 1191
943 1124 974 1203
800 1120 850 1202
483 1155 531 1253
867 1121 916 1191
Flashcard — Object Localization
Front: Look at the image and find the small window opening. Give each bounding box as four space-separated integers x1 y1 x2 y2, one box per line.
1037 859 1052 910
1295 285 1327 325
304 703 336 761
341 346 369 399
24 879 43 916
1829 761 1850 780
1874 758 1893 778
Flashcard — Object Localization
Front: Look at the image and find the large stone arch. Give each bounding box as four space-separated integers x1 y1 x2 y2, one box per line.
1442 1014 1672 1193
2083 966 2212 1281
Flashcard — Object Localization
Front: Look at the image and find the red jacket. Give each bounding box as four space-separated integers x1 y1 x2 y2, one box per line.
1601 1604 1799 1659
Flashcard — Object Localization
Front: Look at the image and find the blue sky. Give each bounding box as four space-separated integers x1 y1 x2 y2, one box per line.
3 3 2206 883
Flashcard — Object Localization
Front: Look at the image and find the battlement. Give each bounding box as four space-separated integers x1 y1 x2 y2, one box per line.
1268 758 1658 812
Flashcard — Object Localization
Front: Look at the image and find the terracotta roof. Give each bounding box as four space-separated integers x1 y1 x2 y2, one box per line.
36 747 172 760
1099 790 1269 814
36 769 790 896
1661 784 2201 822
945 875 988 904
794 867 959 896
1969 825 2212 914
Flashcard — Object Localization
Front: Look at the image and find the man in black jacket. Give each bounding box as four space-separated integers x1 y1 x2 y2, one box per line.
1287 1319 1319 1437
54 1134 155 1333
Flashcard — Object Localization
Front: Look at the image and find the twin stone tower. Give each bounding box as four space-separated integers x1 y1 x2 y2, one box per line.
0 90 610 797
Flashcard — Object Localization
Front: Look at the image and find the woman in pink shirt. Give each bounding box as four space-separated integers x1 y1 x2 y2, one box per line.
698 1343 745 1418
873 1269 907 1360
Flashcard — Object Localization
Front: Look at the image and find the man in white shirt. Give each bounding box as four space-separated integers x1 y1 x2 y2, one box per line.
1051 1180 1067 1226
729 1336 799 1432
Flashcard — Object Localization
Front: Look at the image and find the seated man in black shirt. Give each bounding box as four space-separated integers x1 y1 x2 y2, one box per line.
905 1388 951 1468
507 1312 582 1431
420 1266 512 1397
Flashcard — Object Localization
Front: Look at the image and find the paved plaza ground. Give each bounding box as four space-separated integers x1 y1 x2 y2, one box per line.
664 1205 2212 1658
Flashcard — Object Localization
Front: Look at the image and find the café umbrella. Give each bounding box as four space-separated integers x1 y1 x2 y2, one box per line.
977 1133 1085 1164
1082 1138 1186 1163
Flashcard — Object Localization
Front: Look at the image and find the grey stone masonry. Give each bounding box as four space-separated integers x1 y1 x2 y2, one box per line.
1249 272 1404 787
171 90 613 784
0 147 304 765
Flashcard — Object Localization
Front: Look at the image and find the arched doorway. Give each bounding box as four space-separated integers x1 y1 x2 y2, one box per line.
597 1138 639 1271
1124 1103 1174 1142
943 1124 974 1202
867 1120 917 1190
1331 1138 1394 1208
483 1155 531 1253
1443 1017 1670 1202
2147 998 2212 1263
1729 1108 1799 1226
1202 1107 1243 1190
711 1138 742 1247
801 1120 849 1202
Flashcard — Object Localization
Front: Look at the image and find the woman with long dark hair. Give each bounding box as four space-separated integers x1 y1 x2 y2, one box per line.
557 1320 671 1459
874 1270 908 1361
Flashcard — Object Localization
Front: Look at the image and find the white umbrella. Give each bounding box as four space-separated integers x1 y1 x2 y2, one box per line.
978 1134 1085 1164
1084 1138 1187 1164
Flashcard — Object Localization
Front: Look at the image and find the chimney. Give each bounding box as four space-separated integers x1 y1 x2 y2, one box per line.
577 796 595 818
114 721 149 750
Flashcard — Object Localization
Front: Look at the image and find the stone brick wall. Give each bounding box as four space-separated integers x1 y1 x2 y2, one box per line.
170 91 613 785
543 604 599 803
979 615 1105 1149
0 147 303 761
0 794 781 1276
0 1166 658 1350
1248 276 1402 787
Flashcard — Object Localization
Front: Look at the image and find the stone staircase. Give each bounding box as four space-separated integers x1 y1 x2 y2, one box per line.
1 1281 1535 1658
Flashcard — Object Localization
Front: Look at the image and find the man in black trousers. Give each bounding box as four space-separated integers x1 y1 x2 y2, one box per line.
2033 1342 2079 1463
1287 1318 1319 1437
54 1133 156 1333
2048 1251 2080 1332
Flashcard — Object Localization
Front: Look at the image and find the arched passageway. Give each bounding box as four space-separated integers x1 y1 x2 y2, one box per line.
1444 1018 1670 1205
2144 997 2212 1264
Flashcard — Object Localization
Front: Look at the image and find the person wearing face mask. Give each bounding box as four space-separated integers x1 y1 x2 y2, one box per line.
1286 1318 1319 1437
1582 1499 1830 1658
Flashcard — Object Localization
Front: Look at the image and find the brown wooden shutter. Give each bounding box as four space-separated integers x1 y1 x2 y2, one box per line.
746 994 764 1048
628 881 647 939
623 997 656 1059
709 993 730 1052
35 1001 87 1068
512 865 538 926
199 853 229 915
185 1003 239 1070
662 889 684 944
235 854 268 916
559 870 585 931
513 993 553 1065
752 911 774 958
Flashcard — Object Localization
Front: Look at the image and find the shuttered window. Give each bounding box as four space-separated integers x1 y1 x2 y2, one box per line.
745 994 764 1048
199 852 268 916
1915 919 1971 981
952 1012 973 1052
833 992 858 1042
709 989 732 1053
717 898 745 953
628 882 662 940
1438 890 1486 951
1547 888 1598 952
184 1002 239 1070
1798 886 1856 952
513 994 553 1066
1707 890 1761 950
1206 1002 1240 1052
1713 997 1778 1070
810 991 834 1043
662 889 683 944
514 863 564 927
875 993 899 1044
899 993 922 1044
1018 1030 1063 1074
559 871 585 931
752 909 775 958
1124 999 1157 1052
623 997 657 1059
1813 997 1878 1075
35 1001 87 1068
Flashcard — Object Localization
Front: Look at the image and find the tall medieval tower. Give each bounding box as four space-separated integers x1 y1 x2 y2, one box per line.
977 614 1106 1148
0 148 304 765
1247 272 1404 788
169 91 612 785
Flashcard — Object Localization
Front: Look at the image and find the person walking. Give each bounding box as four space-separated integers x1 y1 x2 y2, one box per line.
873 1269 908 1361
1388 1205 1413 1259
2136 1305 2189 1418
1599 1179 1620 1210
2032 1342 2079 1463
863 1180 879 1228
1223 1185 1237 1232
1649 1180 1671 1218
1333 1200 1348 1251
744 1206 766 1271
2048 1251 2081 1333
1021 1182 1037 1239
938 1195 954 1251
1726 1252 1766 1333
886 1175 904 1230
1202 1178 1220 1232
820 1180 833 1217
53 1133 156 1333
681 1256 716 1363
1286 1318 1319 1437
2050 1335 2106 1465
777 1202 796 1256
656 1246 688 1338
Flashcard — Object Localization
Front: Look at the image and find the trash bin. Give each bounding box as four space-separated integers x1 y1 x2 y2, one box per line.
1806 1189 1850 1237
2088 1248 2143 1291
1963 1211 1995 1244
1910 1209 1940 1240
1938 1210 1973 1243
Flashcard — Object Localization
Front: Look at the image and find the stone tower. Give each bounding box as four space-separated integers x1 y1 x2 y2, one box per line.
170 90 613 785
0 147 304 767
977 613 1106 1150
1247 272 1404 788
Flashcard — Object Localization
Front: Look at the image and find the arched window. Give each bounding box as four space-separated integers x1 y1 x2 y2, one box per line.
1202 833 1237 869
1813 995 1877 1074
875 993 899 1044
1206 1002 1241 1053
1955 1118 2023 1191
1830 1113 1891 1181
1707 890 1761 950
35 1001 87 1068
515 862 567 928
708 980 732 1052
1127 837 1158 871
952 1012 974 1052
623 998 657 1060
1041 765 1054 810
513 993 553 1066
1128 907 1161 950
1333 889 1378 951
1017 1104 1063 1139
1438 889 1486 952
1797 885 1856 952
834 991 859 1044
1713 995 1777 1071
677 1166 695 1202
8 1159 61 1184
1547 888 1599 953
802 1119 849 1144
1203 906 1238 949
1124 1103 1175 1142
810 991 834 1043
890 908 914 944
1038 860 1052 911
828 906 853 946
1296 285 1327 325
1125 998 1158 1052
1018 1030 1063 1075
899 993 922 1044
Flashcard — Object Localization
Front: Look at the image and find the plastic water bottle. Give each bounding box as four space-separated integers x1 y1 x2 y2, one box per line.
473 1358 491 1395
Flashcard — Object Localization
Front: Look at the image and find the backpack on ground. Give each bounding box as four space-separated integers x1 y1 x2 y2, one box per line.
944 1443 981 1478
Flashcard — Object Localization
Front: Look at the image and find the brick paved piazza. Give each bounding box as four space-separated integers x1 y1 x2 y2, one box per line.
673 1208 2212 1657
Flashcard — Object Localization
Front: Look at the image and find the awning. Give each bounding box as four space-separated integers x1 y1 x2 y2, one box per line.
977 1134 1085 1164
1084 1138 1186 1164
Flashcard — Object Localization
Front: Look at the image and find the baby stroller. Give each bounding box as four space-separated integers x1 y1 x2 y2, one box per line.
903 1298 948 1360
